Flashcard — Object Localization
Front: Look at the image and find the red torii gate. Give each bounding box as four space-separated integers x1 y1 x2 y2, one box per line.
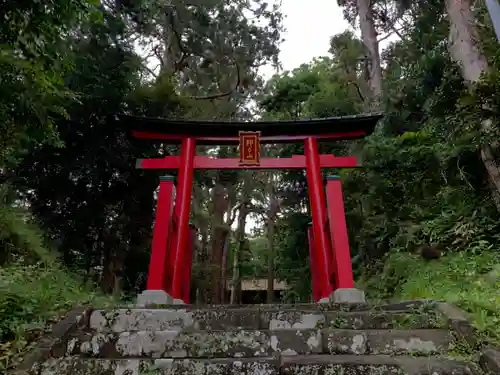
116 113 383 305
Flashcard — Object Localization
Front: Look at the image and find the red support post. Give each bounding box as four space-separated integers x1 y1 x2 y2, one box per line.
307 225 321 302
165 220 177 294
146 176 175 291
325 175 355 289
304 137 333 300
182 224 196 304
170 137 196 300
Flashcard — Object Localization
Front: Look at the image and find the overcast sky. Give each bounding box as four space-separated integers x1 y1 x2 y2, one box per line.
260 0 352 79
244 1 355 233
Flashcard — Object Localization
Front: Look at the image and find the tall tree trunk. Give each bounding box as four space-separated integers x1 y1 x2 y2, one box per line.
231 206 247 304
160 5 181 76
230 172 252 304
196 229 209 304
208 183 229 304
357 0 383 108
209 224 229 304
266 215 276 303
100 233 118 294
445 0 500 208
220 231 230 303
265 172 280 304
446 0 488 83
219 189 236 303
192 183 209 304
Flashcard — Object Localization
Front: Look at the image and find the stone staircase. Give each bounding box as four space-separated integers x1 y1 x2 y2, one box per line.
26 300 484 375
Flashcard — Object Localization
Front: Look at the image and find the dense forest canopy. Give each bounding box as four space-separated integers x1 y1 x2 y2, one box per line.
2 0 500 367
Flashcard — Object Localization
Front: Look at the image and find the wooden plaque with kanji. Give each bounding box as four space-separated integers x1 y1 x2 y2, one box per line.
239 131 261 166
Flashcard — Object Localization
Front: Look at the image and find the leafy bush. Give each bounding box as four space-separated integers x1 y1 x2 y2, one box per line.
361 250 500 345
0 206 55 266
0 203 118 370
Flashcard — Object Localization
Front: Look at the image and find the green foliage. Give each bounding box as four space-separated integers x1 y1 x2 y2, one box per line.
261 57 363 119
361 250 500 345
240 236 269 278
341 128 497 259
0 206 56 267
0 0 100 167
0 203 117 371
0 261 118 371
274 213 312 302
9 4 176 295
0 184 55 267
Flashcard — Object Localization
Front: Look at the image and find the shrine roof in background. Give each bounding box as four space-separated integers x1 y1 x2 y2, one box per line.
112 112 384 145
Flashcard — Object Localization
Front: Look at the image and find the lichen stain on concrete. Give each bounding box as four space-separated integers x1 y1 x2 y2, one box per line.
350 334 366 354
352 317 364 329
321 364 405 375
306 331 321 350
90 309 196 333
270 335 279 351
293 313 324 329
66 337 78 355
89 311 108 331
392 337 437 354
80 333 109 356
116 330 183 357
115 359 139 375
281 348 298 356
287 363 322 375
268 312 324 330
326 331 367 355
245 361 275 375
268 318 291 330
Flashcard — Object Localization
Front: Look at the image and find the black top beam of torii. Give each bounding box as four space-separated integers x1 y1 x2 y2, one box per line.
112 112 384 145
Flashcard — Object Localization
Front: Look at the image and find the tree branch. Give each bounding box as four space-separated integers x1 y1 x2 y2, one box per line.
228 201 243 226
376 6 404 41
184 61 242 100
142 62 158 78
166 6 190 72
348 80 365 101
162 4 245 101
377 29 398 43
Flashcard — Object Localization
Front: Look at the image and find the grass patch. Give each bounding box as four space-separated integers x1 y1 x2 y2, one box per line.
0 262 119 371
0 205 120 371
360 250 500 345
0 205 56 266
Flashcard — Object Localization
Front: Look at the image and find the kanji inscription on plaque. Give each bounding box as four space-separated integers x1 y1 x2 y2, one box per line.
239 131 261 166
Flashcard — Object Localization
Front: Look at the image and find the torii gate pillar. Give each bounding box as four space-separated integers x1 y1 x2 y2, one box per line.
304 137 333 300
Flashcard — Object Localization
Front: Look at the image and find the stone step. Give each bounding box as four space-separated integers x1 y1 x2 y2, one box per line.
37 355 479 375
281 355 479 375
89 307 444 332
65 328 451 358
122 299 436 312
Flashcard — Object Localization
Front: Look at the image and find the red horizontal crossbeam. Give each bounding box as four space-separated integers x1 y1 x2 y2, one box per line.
137 155 358 170
131 130 366 145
